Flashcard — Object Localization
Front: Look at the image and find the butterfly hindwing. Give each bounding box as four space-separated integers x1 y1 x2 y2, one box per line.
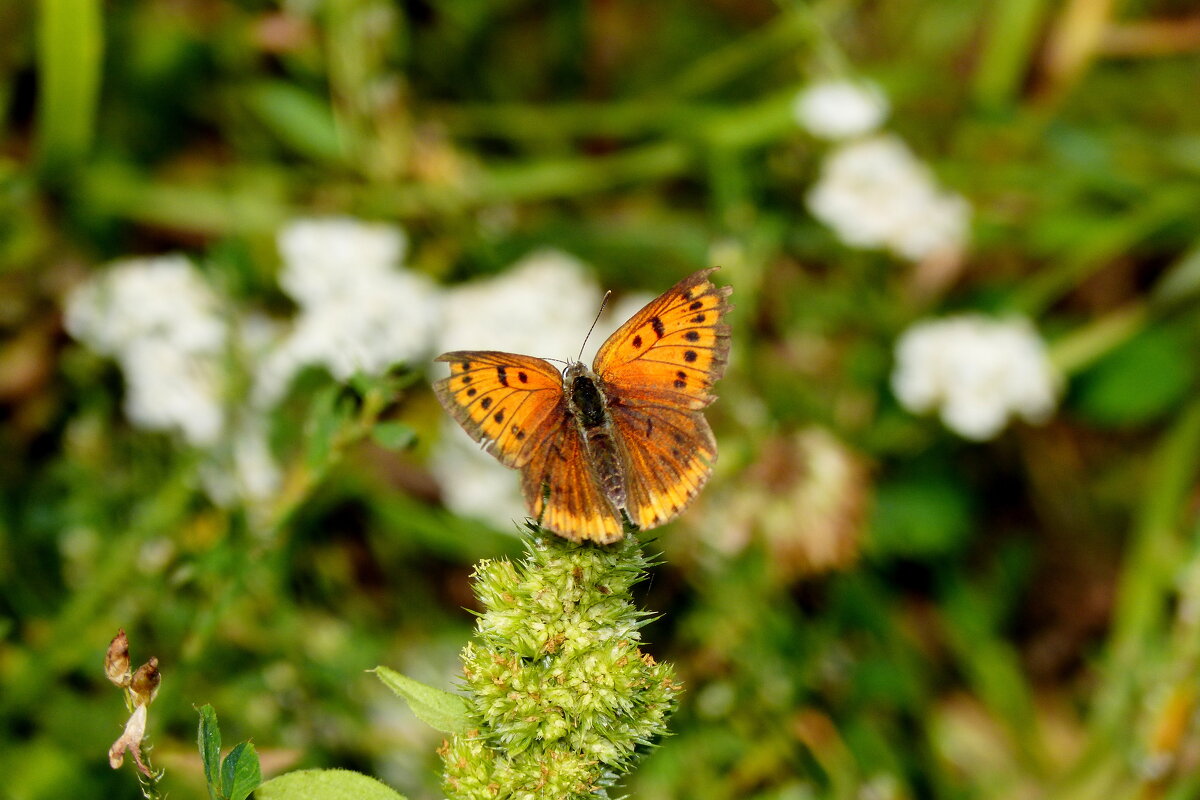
521 423 624 544
610 401 717 530
433 351 565 468
593 268 732 409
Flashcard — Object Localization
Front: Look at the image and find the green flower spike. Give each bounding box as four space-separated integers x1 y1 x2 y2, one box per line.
440 527 681 799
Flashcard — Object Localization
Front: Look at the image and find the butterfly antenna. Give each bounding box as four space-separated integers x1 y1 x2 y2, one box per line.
576 290 612 363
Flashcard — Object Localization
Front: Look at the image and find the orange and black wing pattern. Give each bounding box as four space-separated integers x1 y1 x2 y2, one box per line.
610 401 718 530
520 423 625 544
594 268 732 529
593 267 732 410
433 351 565 469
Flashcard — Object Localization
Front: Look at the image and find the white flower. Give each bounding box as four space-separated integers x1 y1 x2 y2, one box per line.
64 255 226 356
119 338 226 446
277 217 408 305
793 79 889 140
108 703 150 775
65 256 229 446
255 218 440 406
807 134 970 261
891 314 1060 440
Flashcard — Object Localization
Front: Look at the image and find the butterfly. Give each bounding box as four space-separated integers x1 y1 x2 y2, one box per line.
433 268 732 544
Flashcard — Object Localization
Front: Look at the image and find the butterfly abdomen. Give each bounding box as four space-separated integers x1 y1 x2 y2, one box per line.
566 365 629 519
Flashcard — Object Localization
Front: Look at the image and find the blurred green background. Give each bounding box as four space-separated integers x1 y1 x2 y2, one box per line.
4 1 1200 798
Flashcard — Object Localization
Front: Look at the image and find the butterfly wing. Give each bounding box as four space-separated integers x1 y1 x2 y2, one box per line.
435 349 623 542
433 351 566 468
521 424 624 544
594 268 732 530
610 399 718 529
593 267 732 410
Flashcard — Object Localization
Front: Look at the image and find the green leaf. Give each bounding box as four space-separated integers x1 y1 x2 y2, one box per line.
372 666 472 734
221 741 261 800
243 82 345 166
1074 326 1195 427
371 422 417 451
197 704 223 800
255 769 408 800
305 385 348 470
36 0 103 177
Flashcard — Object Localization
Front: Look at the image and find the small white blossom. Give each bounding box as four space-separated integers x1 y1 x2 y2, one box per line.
64 255 226 357
108 703 150 774
793 79 889 140
119 338 226 446
277 217 408 305
891 315 1060 440
65 256 229 446
807 134 970 261
254 218 440 406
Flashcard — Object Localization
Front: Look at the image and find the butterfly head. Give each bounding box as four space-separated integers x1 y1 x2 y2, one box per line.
562 361 608 431
562 361 589 382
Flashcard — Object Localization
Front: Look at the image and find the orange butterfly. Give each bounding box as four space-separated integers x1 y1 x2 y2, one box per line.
433 268 732 544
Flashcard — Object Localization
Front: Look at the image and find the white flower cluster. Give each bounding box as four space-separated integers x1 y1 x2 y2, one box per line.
793 79 889 141
64 217 444 508
255 218 441 406
64 256 228 447
891 314 1060 440
807 135 970 261
794 78 970 261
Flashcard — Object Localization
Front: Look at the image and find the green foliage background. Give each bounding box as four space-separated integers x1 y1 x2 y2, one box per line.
3 1 1200 798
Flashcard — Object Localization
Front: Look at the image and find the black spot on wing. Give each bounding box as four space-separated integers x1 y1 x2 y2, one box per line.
650 317 665 338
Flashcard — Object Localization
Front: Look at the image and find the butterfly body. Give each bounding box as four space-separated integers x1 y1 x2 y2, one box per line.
563 361 629 520
434 268 731 544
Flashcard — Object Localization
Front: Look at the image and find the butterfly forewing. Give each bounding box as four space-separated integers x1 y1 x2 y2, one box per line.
433 351 565 468
593 268 732 409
